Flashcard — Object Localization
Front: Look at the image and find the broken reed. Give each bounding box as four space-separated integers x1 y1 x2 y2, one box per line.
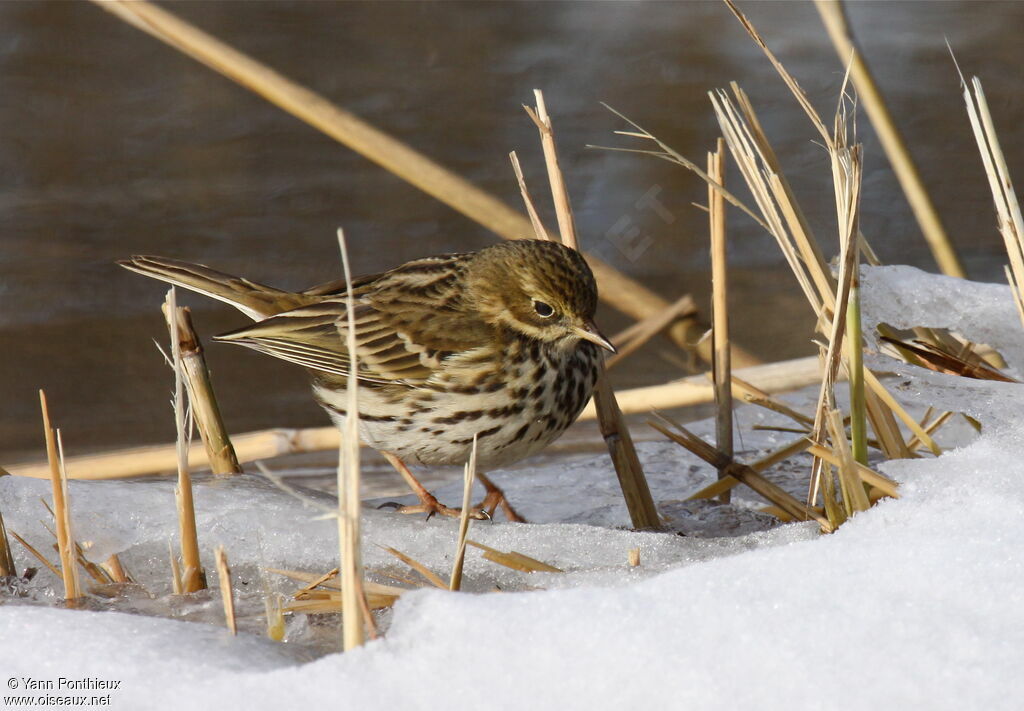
525 89 660 531
956 72 1024 328
165 305 241 475
708 138 733 503
449 436 478 592
335 227 368 651
39 391 81 600
165 288 206 593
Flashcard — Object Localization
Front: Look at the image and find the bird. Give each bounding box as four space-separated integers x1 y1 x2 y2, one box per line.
118 239 615 519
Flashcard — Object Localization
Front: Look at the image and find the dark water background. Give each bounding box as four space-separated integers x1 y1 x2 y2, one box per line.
2 1 1023 461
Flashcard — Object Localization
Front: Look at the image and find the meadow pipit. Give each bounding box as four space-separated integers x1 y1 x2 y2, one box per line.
120 239 615 518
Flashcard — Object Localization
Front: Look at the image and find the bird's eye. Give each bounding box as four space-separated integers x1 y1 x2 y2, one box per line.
532 300 555 318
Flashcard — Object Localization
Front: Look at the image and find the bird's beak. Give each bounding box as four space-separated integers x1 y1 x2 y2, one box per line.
575 320 617 353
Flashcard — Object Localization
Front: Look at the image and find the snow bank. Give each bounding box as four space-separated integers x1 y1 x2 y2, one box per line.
2 265 1022 710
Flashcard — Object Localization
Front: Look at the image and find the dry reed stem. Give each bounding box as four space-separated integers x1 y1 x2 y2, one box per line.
685 434 811 500
826 409 871 515
528 89 659 530
268 567 408 600
89 0 725 363
6 426 340 480
580 355 828 419
606 293 697 370
165 289 206 594
39 392 80 600
649 416 831 531
0 510 14 577
9 530 60 579
215 546 237 636
163 305 241 475
805 129 862 504
335 228 366 651
102 554 131 584
378 545 448 590
509 151 552 241
708 138 733 503
449 435 478 592
814 0 964 278
526 90 578 249
729 376 813 428
956 72 1024 325
466 540 563 573
906 411 954 453
805 443 899 499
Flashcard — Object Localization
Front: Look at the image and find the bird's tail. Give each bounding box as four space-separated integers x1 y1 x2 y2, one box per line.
118 255 318 320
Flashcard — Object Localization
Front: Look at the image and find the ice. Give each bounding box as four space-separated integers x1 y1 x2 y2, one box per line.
3 265 1024 709
860 264 1024 371
861 265 1024 424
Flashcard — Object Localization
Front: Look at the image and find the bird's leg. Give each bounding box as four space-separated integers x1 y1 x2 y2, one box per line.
379 451 486 520
475 472 527 523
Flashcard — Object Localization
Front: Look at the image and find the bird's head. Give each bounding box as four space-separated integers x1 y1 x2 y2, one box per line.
465 239 615 353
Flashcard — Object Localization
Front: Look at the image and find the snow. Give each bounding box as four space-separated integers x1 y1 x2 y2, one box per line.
2 266 1023 710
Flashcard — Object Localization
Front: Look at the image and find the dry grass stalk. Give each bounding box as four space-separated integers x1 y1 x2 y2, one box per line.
805 443 899 499
685 435 812 501
527 89 659 531
268 567 407 600
163 305 241 475
334 228 367 651
39 392 81 600
0 509 14 577
7 425 340 481
509 151 552 241
814 0 964 278
525 90 578 249
708 137 733 503
607 293 697 369
215 546 237 635
449 435 478 592
102 554 131 584
956 72 1024 325
466 540 563 574
649 415 831 531
906 411 954 453
9 530 60 579
378 545 447 590
804 99 864 502
165 289 207 594
729 376 813 428
580 355 833 420
72 541 112 585
89 0 723 362
826 409 871 516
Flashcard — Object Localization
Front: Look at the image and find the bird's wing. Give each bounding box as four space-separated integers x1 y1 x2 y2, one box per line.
214 257 491 386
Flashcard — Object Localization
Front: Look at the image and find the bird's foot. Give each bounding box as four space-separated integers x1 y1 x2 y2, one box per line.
378 492 488 521
475 473 527 523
